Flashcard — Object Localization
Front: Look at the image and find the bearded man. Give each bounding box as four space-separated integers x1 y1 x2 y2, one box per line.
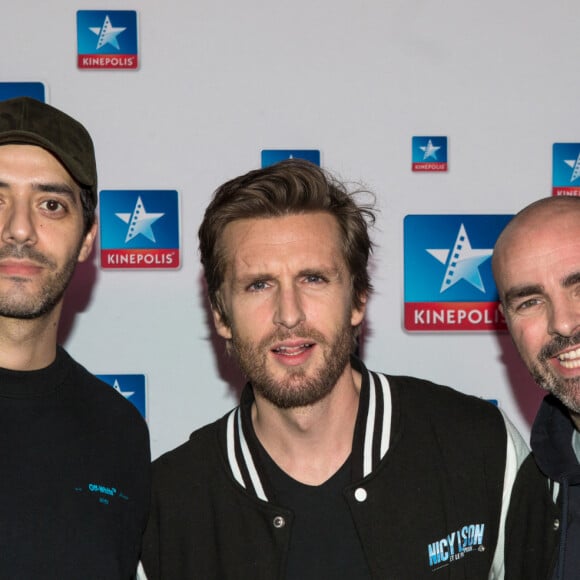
0 97 150 579
493 195 580 580
142 159 526 579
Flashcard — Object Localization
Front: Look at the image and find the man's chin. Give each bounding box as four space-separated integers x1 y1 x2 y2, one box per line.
259 391 332 411
254 377 335 410
0 296 62 320
541 377 580 414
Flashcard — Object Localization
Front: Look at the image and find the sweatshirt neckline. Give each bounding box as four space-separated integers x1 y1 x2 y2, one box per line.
0 346 69 399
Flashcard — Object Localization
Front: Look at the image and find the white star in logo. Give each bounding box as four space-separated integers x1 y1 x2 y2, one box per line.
420 140 441 160
426 224 493 293
116 196 164 244
112 379 134 400
89 15 126 50
564 152 580 182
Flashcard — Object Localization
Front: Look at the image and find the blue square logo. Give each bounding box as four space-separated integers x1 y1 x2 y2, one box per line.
552 143 580 197
412 137 448 171
0 83 45 102
99 190 180 269
404 214 512 331
261 150 320 168
77 11 138 69
97 374 147 420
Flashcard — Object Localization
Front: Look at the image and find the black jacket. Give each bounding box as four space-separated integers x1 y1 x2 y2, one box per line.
506 395 580 580
142 358 515 579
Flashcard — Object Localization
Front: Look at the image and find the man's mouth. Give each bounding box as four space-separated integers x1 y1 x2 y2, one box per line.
272 343 314 356
0 260 44 277
557 347 580 369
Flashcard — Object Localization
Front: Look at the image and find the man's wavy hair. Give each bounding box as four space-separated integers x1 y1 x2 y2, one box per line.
198 159 376 324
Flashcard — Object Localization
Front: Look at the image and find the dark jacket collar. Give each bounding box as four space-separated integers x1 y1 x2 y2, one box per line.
531 395 580 485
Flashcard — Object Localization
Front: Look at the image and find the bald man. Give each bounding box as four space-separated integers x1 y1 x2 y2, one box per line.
492 195 580 579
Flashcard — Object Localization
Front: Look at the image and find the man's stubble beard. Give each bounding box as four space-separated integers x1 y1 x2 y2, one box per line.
0 241 83 320
530 333 580 414
230 319 356 410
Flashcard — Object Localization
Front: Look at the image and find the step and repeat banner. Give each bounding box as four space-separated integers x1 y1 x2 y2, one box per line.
2 1 578 457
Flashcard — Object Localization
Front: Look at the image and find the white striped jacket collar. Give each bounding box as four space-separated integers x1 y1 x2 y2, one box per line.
223 357 392 502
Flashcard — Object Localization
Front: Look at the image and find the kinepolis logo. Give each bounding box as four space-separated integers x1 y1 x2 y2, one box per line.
553 143 580 197
97 374 147 420
261 149 320 168
404 214 512 331
77 10 138 70
99 190 180 269
0 82 45 102
412 136 448 172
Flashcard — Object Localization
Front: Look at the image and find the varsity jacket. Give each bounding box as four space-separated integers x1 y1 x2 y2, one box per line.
141 357 524 579
505 395 580 580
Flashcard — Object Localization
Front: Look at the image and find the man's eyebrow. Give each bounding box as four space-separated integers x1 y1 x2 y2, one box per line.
503 284 543 306
563 271 580 288
297 266 341 279
233 266 341 284
32 182 78 199
233 272 272 285
503 273 580 305
0 179 79 201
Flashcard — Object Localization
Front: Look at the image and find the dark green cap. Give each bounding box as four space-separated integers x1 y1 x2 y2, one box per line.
0 97 97 205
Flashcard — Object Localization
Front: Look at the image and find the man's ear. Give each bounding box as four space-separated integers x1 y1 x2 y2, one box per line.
351 292 367 327
212 306 233 340
77 222 97 263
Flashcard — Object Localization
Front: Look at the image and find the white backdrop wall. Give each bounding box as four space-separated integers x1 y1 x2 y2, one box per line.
3 0 575 459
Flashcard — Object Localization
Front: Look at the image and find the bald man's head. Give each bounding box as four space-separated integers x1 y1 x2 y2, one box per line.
492 195 580 423
493 196 580 303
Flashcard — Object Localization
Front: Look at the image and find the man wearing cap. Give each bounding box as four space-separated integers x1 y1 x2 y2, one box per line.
0 97 150 578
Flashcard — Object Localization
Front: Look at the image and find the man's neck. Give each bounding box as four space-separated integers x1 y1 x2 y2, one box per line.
0 313 60 371
251 367 362 486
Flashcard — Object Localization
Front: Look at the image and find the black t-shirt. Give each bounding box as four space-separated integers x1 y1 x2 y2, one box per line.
262 450 372 580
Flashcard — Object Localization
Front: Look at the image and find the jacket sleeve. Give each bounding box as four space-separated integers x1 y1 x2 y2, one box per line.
489 409 530 579
136 561 149 580
504 453 560 579
139 483 160 580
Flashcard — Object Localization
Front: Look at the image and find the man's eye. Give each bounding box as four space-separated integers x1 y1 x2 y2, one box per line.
305 274 326 284
248 280 268 292
40 199 65 212
515 298 542 312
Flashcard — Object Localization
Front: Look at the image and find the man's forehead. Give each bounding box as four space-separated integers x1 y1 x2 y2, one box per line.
0 143 73 178
223 214 340 246
221 214 344 270
497 238 580 293
500 236 580 266
0 142 54 158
